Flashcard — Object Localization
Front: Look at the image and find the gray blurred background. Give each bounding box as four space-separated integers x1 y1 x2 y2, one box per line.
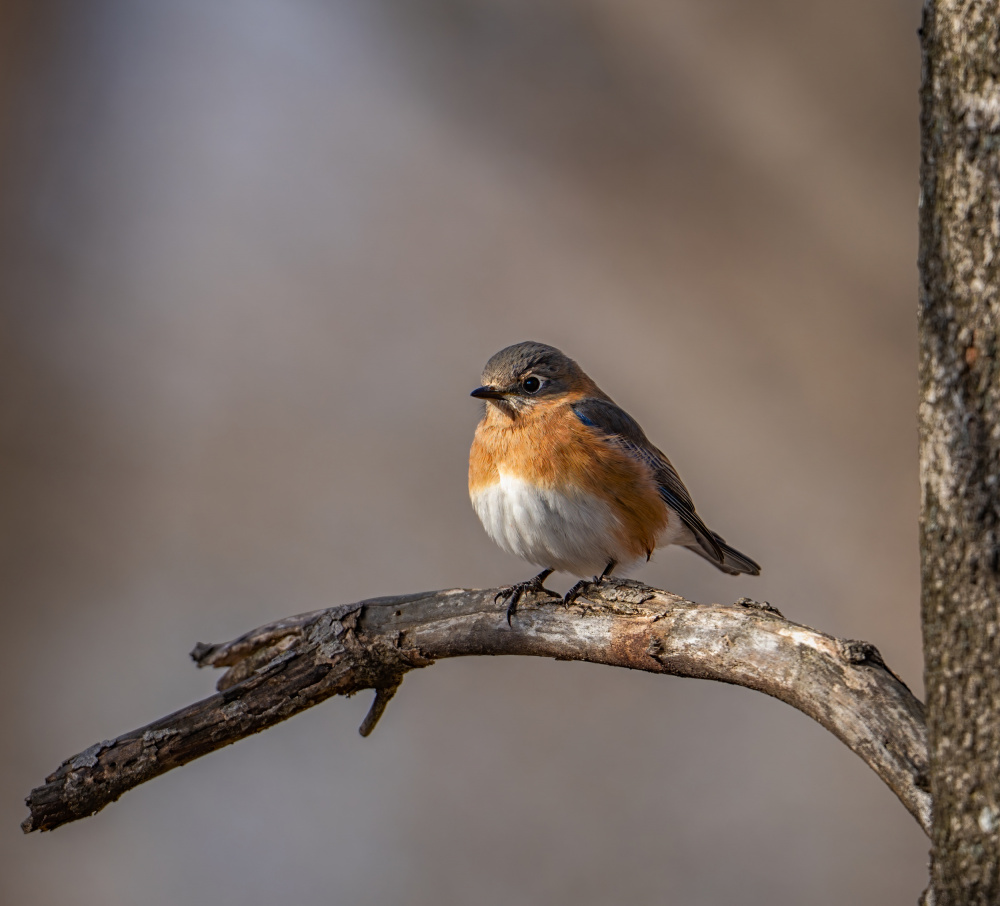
1 1 927 903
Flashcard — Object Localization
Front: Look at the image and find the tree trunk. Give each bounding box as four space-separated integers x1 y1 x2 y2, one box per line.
918 1 1000 901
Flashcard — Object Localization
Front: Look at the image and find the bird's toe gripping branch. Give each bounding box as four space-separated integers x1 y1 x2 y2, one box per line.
495 568 559 625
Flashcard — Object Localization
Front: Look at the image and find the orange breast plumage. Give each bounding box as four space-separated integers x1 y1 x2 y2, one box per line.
468 400 671 576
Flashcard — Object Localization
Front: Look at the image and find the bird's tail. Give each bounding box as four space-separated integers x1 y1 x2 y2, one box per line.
686 531 761 576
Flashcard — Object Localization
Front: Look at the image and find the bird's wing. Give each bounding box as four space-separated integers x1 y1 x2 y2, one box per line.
570 397 725 562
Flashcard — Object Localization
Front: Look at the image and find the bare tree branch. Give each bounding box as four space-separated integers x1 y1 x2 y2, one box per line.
21 580 930 835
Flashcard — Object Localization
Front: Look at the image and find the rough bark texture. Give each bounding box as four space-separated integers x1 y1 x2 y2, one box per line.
919 1 1000 901
23 580 930 835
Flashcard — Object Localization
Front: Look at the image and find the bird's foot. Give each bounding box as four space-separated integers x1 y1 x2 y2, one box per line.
563 561 617 606
496 568 557 626
562 577 602 606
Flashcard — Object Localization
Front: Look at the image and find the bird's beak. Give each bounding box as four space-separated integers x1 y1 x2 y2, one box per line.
470 385 507 400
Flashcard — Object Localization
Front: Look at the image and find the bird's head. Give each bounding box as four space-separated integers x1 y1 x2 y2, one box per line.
471 341 590 417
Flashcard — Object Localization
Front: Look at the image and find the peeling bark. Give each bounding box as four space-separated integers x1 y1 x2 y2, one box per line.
919 1 1000 901
22 581 930 836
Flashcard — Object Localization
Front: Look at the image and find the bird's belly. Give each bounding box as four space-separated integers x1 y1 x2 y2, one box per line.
471 472 628 576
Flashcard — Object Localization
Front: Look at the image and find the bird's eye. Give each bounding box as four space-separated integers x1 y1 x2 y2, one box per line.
522 376 541 393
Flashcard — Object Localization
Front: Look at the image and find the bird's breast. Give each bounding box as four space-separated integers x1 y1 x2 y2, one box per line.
471 470 620 575
468 403 669 575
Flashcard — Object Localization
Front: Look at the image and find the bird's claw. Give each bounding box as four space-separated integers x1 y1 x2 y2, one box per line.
563 560 617 606
562 575 607 606
497 570 557 626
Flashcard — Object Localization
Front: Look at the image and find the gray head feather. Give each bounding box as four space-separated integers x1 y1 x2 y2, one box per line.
480 341 577 387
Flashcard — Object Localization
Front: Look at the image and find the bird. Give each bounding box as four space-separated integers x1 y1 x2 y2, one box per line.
468 341 760 623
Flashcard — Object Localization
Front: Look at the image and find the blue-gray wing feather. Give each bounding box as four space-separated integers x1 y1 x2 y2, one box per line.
571 398 760 575
571 398 722 558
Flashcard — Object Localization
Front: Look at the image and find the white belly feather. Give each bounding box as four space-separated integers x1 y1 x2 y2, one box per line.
472 471 629 576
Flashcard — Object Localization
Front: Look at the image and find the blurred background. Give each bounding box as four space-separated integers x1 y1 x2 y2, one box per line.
1 1 926 903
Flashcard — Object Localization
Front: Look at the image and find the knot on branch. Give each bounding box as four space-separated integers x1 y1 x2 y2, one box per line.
839 639 885 667
590 578 656 606
735 596 784 618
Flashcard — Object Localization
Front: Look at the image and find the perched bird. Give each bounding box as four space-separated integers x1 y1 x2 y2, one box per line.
468 341 760 622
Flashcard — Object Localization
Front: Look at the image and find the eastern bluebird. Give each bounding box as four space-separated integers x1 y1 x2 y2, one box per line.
469 341 760 622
